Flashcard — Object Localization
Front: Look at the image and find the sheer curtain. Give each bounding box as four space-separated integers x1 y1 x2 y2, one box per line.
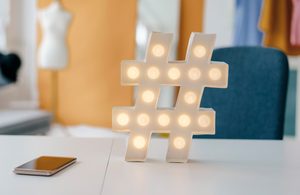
0 0 9 51
0 0 38 109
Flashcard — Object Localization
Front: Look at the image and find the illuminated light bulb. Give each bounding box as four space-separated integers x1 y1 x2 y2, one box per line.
127 66 140 79
178 114 191 127
173 137 186 149
152 44 165 57
168 67 181 80
193 45 206 58
188 67 201 80
142 90 155 103
198 115 211 128
184 91 197 104
209 68 222 81
133 136 146 149
137 113 150 126
116 113 129 126
158 114 170 127
147 66 160 80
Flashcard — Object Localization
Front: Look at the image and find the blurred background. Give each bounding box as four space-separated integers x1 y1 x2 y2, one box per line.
0 0 298 139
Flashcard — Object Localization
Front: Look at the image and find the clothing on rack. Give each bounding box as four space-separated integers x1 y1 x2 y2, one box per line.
291 0 300 46
233 0 263 46
260 0 300 55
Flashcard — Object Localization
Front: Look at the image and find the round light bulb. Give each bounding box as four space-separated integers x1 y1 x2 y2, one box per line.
137 113 150 126
133 136 146 149
152 44 165 57
173 137 186 149
142 90 155 103
158 114 170 127
188 68 201 80
116 113 129 126
168 67 181 80
198 115 211 128
178 114 191 127
193 45 206 58
127 66 140 79
147 66 160 80
209 68 222 81
184 91 197 104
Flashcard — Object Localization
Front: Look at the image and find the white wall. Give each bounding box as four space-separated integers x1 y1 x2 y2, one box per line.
0 0 38 108
203 0 235 48
135 0 181 108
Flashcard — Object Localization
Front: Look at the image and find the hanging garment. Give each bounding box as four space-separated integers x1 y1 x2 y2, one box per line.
260 0 300 55
233 0 263 46
291 0 300 46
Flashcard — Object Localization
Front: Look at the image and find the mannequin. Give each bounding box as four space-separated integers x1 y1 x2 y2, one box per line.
38 1 72 121
38 0 72 69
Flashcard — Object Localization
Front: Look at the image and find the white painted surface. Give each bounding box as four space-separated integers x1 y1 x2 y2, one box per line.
102 138 300 195
0 136 112 195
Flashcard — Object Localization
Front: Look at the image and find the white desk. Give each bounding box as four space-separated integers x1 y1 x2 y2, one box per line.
1 136 300 195
0 136 112 195
103 139 300 195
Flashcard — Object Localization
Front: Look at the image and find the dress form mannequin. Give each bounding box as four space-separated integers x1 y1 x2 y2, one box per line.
38 1 72 69
38 1 72 122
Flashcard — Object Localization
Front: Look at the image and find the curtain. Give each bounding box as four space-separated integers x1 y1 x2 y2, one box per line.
0 0 9 51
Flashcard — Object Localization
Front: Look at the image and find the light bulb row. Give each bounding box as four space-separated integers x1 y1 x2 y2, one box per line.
127 66 222 81
116 112 211 128
151 44 207 59
132 135 187 150
141 90 198 105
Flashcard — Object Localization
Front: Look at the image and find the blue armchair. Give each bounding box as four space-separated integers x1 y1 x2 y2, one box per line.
195 47 289 139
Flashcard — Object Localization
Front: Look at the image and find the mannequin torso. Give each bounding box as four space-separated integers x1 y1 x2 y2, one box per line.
38 1 72 69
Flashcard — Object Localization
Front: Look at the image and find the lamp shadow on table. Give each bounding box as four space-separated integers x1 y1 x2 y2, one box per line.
188 159 212 164
144 158 165 163
145 158 232 165
188 159 256 168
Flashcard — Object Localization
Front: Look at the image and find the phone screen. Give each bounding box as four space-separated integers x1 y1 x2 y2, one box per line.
18 156 76 171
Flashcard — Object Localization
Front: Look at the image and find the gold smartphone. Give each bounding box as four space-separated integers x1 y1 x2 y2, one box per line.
14 156 77 176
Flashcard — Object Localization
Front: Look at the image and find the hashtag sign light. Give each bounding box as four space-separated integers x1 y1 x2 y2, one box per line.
112 32 228 162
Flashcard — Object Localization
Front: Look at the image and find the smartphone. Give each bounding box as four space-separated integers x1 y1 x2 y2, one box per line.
14 156 77 176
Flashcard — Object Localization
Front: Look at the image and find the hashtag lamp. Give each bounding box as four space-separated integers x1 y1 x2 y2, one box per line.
112 32 228 163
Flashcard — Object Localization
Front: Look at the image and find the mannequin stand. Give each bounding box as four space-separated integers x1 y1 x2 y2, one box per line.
51 71 58 122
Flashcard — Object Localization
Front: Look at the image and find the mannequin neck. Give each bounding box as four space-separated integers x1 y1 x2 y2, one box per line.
48 1 62 11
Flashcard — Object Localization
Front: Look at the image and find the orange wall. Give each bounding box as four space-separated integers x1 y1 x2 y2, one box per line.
178 0 204 60
37 0 136 127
